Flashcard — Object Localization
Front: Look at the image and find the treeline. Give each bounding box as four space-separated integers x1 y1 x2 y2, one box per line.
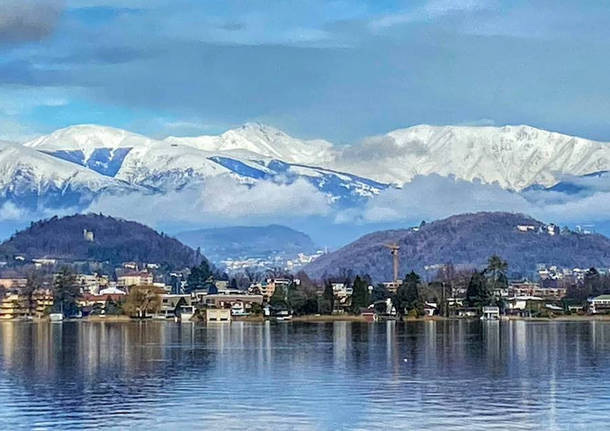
266 255 512 319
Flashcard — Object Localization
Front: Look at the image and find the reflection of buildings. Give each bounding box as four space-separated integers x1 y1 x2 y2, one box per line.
333 322 350 366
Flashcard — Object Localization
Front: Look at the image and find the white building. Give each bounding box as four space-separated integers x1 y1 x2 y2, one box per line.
590 295 610 314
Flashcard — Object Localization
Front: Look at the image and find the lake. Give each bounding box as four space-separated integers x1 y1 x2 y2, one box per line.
0 320 608 430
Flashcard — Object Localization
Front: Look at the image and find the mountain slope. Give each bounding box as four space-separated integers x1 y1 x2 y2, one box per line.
333 125 610 190
0 140 139 210
0 213 201 268
303 212 610 280
165 123 336 165
176 224 318 262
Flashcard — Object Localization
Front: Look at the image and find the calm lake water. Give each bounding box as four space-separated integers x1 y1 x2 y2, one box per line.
0 320 609 430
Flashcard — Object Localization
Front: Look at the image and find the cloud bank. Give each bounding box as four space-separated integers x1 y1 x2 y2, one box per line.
0 0 63 43
0 173 609 244
85 177 331 227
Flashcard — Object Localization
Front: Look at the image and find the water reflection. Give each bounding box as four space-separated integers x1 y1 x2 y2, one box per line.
0 320 610 430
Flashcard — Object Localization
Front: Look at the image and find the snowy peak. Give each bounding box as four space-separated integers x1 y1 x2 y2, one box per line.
165 122 336 165
24 124 155 155
24 125 166 178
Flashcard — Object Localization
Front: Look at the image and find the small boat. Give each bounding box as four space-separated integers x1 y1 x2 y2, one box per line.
49 313 64 322
272 309 293 321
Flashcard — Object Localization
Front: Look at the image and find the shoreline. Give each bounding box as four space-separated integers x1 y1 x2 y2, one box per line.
3 314 610 323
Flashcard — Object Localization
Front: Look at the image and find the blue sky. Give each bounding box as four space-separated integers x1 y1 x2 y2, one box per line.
2 0 610 143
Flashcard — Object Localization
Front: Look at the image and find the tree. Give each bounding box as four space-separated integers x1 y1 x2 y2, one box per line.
485 255 508 294
584 268 602 297
53 267 80 317
393 271 422 319
322 281 334 314
269 282 289 308
287 282 319 315
404 271 421 311
105 295 122 315
466 271 490 308
229 278 238 290
351 276 369 313
186 260 213 293
371 284 389 303
123 285 163 318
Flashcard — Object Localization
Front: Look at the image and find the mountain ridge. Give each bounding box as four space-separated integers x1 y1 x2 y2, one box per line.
23 122 610 191
3 122 610 221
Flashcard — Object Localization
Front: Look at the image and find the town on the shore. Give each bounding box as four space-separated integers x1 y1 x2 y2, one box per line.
1 239 610 322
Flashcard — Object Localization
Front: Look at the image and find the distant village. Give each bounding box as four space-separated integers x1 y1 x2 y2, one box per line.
0 223 609 323
221 249 327 273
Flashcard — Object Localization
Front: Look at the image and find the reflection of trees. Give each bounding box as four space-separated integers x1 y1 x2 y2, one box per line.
3 321 610 429
0 321 216 427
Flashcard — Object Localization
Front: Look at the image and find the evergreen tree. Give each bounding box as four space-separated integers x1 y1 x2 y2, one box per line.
351 276 369 313
466 271 490 308
269 282 288 308
371 284 389 303
485 255 509 295
393 271 422 319
286 282 318 315
584 268 602 297
53 267 80 316
186 260 213 293
322 281 334 314
404 271 420 309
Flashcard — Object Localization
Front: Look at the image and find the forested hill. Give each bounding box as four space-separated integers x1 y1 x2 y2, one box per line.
0 214 201 269
303 212 610 281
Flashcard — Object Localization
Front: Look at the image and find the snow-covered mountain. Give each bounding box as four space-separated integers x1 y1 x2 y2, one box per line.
22 124 386 207
0 140 140 211
8 122 610 217
333 125 610 190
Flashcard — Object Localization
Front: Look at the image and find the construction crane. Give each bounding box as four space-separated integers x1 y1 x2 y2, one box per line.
384 243 400 284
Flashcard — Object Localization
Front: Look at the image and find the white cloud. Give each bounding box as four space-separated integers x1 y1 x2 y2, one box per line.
355 175 529 223
370 0 495 30
0 87 72 116
85 176 331 227
0 202 27 221
337 174 610 228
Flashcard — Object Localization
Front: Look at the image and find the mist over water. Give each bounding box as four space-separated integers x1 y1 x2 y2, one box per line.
0 320 608 430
